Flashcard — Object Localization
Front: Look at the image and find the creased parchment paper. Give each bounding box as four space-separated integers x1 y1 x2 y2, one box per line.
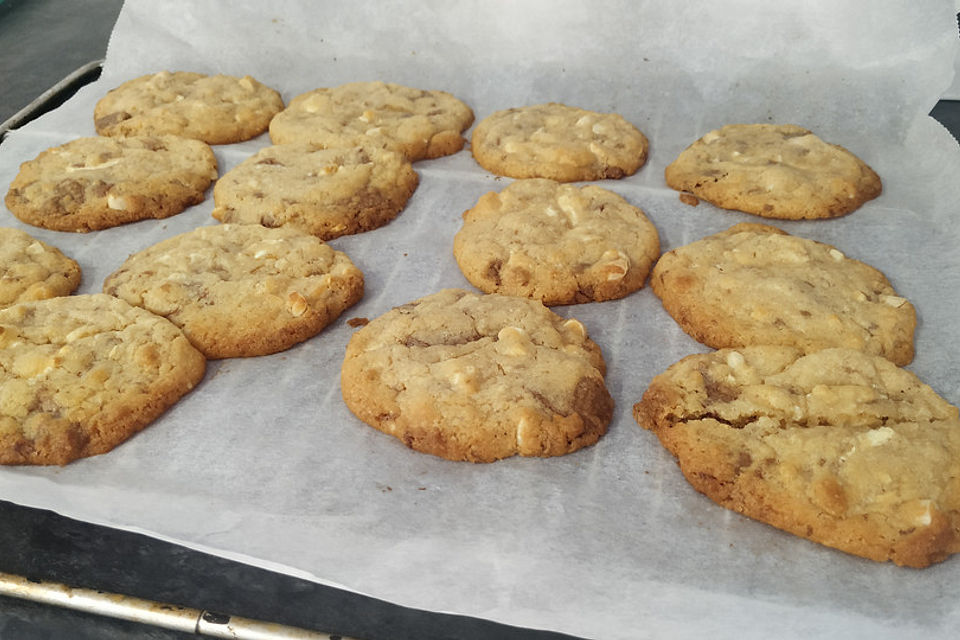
1 2 959 638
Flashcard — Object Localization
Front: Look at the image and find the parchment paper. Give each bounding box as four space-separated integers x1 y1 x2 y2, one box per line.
1 2 959 638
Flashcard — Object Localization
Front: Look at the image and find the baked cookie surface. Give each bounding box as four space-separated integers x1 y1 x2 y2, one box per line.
94 71 283 144
0 294 205 465
453 179 660 305
470 103 648 182
269 81 474 161
103 224 364 359
5 135 218 232
341 289 613 462
651 224 916 365
0 227 81 308
664 124 881 219
211 143 418 240
633 346 960 568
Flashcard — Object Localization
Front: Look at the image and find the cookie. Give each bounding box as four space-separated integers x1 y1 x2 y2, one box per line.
210 144 418 240
664 124 882 219
650 223 916 366
94 71 283 145
5 136 218 232
453 179 660 305
103 224 364 359
633 346 960 568
0 227 81 308
0 294 205 465
341 289 613 462
470 103 648 182
268 81 474 161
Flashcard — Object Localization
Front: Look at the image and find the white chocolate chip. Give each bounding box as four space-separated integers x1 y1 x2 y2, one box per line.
497 326 531 357
829 248 845 262
64 327 90 343
599 249 630 281
880 295 907 308
562 318 587 340
287 291 308 317
861 426 895 447
725 351 745 368
107 194 128 211
914 500 933 527
65 158 121 172
556 192 583 226
516 414 534 450
702 130 721 144
25 242 45 256
239 76 255 91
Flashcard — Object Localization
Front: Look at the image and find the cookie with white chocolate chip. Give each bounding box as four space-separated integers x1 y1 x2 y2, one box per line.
665 124 881 219
341 288 613 462
94 71 283 145
103 224 363 359
634 346 960 568
211 143 418 240
470 103 648 182
453 179 660 305
269 81 474 161
651 223 916 365
0 294 206 465
0 227 81 309
5 136 217 232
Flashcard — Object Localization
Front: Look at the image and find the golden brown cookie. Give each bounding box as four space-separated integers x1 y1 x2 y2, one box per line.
470 103 648 182
0 227 81 308
634 346 960 568
650 224 916 365
103 224 364 359
5 136 218 232
664 124 881 219
268 81 474 161
0 294 206 465
94 71 283 144
210 144 418 240
453 179 659 305
341 289 613 462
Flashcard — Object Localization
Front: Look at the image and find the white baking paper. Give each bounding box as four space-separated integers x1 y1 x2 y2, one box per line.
1 2 960 638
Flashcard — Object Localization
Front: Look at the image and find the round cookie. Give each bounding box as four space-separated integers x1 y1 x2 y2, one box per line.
0 294 206 465
470 103 648 182
664 124 882 219
341 288 613 462
650 223 916 366
94 71 283 145
633 346 960 568
453 179 660 305
103 224 364 359
268 81 474 161
211 144 419 240
5 135 218 232
0 227 81 309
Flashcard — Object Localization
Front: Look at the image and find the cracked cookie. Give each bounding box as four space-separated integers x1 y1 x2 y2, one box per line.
94 71 283 145
0 294 205 465
634 346 960 568
103 224 363 359
5 135 218 232
665 124 881 219
470 103 648 182
211 143 418 240
340 288 613 462
269 81 474 161
453 179 659 305
0 227 81 309
651 223 916 365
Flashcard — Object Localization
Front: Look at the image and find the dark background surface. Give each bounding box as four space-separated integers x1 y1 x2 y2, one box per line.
1 1 958 638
